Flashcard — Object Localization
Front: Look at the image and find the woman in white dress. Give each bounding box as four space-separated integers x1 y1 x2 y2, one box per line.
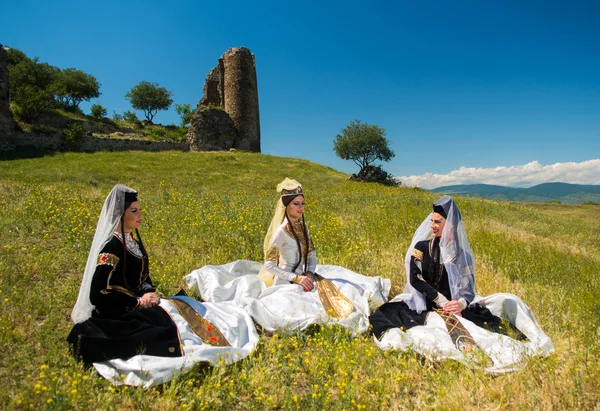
369 195 554 373
185 178 390 334
67 184 259 387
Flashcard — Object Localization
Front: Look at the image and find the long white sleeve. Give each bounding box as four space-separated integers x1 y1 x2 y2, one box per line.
306 250 317 273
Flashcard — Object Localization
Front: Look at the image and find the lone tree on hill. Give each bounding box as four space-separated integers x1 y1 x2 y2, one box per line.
125 81 173 123
333 119 395 175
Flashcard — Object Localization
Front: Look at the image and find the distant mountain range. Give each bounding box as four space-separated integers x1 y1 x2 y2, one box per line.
430 182 600 204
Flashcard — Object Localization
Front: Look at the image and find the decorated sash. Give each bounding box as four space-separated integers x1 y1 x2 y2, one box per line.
435 309 493 368
166 298 231 347
311 273 355 319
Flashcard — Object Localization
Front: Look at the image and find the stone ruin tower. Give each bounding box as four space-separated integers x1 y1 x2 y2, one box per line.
0 44 16 151
188 47 261 152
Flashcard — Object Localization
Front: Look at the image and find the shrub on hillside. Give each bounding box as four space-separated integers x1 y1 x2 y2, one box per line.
122 110 141 125
147 125 187 142
63 122 85 145
90 104 107 120
349 165 400 186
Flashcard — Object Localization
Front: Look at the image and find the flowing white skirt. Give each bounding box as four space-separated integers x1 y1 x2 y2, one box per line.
93 296 260 387
375 293 554 373
185 260 391 334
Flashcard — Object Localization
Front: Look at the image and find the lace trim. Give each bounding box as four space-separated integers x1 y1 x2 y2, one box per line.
114 232 144 258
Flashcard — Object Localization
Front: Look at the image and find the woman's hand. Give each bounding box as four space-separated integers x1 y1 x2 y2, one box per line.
442 300 464 316
297 276 314 292
140 292 160 309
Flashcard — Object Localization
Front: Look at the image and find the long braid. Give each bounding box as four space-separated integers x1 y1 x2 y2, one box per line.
120 215 130 289
429 237 442 288
301 214 309 273
285 210 304 273
135 228 150 278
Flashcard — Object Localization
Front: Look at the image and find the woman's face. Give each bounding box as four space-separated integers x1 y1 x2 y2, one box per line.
286 195 305 222
123 201 142 232
430 212 446 237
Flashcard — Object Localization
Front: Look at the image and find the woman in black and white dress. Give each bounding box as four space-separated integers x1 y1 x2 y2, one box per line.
369 196 554 372
67 184 259 386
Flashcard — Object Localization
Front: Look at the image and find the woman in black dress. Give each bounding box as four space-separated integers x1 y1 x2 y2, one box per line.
370 195 525 340
67 185 259 386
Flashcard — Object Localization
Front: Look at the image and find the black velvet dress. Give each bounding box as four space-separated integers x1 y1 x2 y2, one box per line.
369 239 526 341
67 234 182 363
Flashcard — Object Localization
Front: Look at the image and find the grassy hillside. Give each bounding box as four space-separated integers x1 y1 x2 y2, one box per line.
1 151 598 409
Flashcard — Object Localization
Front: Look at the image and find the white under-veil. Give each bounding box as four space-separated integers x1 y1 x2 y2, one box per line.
71 184 137 323
403 195 476 313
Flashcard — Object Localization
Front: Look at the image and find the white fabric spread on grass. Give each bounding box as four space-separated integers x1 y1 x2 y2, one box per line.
185 260 391 334
375 292 554 373
93 296 259 387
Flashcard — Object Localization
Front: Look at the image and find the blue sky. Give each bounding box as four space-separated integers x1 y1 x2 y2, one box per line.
2 0 599 187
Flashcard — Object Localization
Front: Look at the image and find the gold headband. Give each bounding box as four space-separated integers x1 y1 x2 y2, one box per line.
281 187 303 197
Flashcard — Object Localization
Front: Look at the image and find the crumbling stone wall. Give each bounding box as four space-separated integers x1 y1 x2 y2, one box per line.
199 64 224 107
0 44 16 151
192 47 260 152
11 132 187 153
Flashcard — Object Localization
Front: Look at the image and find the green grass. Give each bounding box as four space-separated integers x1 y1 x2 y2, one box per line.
1 151 599 409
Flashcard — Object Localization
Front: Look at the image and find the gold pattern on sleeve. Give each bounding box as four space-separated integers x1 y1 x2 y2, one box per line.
411 248 424 261
97 253 119 267
265 244 278 261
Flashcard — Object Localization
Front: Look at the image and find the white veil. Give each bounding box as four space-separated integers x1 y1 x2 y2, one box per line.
71 184 137 323
262 178 302 255
403 196 476 313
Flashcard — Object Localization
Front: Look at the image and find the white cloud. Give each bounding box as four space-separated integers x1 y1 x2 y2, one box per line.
400 159 600 189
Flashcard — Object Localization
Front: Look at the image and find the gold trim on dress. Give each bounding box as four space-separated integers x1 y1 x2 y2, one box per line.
106 285 138 298
434 309 493 368
97 253 119 267
166 298 231 347
411 248 424 262
311 273 354 319
283 221 315 253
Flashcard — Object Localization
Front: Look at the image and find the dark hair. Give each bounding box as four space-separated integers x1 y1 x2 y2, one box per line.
428 237 442 289
282 193 303 207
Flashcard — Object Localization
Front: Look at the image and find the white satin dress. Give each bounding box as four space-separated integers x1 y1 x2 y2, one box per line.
185 221 391 334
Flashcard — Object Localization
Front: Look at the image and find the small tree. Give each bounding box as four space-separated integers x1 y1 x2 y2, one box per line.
333 120 395 175
125 81 173 123
175 103 195 127
54 68 101 110
90 104 107 120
